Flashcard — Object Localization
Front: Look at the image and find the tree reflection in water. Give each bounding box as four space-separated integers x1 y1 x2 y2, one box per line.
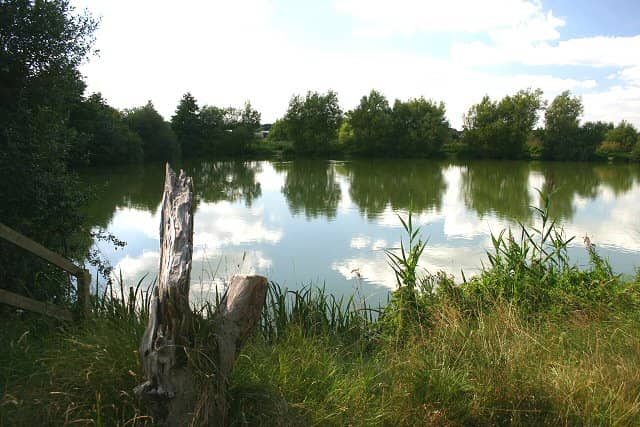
461 160 532 222
274 160 342 220
340 159 447 219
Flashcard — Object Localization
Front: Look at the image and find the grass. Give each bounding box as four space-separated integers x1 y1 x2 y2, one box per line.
2 200 640 426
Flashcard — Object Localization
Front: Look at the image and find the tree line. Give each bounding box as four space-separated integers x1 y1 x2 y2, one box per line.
271 88 640 161
1 0 639 302
67 92 262 167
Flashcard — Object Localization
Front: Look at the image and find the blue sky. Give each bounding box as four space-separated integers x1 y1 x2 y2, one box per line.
77 0 640 128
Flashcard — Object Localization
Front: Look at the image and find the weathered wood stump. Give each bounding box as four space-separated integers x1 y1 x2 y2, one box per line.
135 165 268 426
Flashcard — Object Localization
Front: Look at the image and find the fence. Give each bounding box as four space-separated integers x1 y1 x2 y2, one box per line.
0 223 90 321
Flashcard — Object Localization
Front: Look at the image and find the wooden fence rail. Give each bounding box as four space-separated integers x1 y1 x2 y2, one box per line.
0 222 90 320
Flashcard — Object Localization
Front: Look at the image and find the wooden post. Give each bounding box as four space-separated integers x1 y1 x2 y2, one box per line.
0 222 90 320
77 269 91 318
135 164 268 426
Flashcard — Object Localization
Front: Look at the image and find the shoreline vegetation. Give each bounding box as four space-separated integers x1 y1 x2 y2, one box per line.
2 205 640 425
3 2 640 425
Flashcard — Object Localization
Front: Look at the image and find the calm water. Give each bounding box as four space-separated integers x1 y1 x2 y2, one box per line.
83 159 640 305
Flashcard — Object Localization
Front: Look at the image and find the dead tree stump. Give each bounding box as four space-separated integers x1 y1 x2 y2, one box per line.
135 165 268 426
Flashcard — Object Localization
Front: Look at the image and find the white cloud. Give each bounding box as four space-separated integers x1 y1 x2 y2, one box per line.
75 0 640 130
582 85 640 126
334 0 564 42
451 35 640 68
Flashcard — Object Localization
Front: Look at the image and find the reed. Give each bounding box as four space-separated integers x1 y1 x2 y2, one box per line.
2 201 640 426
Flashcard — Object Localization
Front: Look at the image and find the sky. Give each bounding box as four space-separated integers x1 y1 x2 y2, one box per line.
75 0 640 129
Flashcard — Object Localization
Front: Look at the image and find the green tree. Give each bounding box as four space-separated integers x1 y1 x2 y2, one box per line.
70 93 143 166
579 121 613 160
605 121 638 152
392 97 450 155
267 118 288 142
198 105 226 155
543 91 584 160
347 90 393 155
283 90 342 152
171 92 203 157
240 101 261 133
462 96 498 156
337 119 355 146
124 101 179 161
0 0 97 300
463 89 543 159
632 139 640 162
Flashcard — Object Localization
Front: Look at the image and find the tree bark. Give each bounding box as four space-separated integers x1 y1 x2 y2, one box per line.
135 164 268 426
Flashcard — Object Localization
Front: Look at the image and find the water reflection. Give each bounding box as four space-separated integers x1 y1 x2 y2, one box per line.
184 161 262 207
83 164 164 227
82 159 640 304
534 162 600 221
339 159 447 219
461 161 532 222
274 160 341 219
594 164 637 195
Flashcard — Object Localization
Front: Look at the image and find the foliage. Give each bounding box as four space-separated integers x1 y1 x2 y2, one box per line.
543 91 584 160
597 140 626 157
580 120 613 160
266 118 288 142
462 89 543 159
171 92 203 157
632 140 640 161
282 90 342 153
0 0 97 300
605 120 638 152
70 93 144 166
170 93 260 157
2 200 640 425
123 101 180 161
3 250 640 426
379 211 435 334
525 133 544 159
337 119 355 146
239 101 262 133
392 97 450 156
346 89 394 155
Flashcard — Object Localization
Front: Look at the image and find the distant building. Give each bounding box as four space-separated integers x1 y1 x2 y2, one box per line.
255 130 270 139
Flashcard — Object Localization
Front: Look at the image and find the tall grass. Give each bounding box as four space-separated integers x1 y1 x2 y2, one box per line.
2 198 640 426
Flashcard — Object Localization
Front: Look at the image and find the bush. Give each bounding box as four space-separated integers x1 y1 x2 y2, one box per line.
632 141 640 162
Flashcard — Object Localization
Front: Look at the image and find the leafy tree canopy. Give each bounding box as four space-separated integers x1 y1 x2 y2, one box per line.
463 89 543 158
392 97 450 156
347 89 393 155
124 101 179 161
543 91 584 160
283 90 342 152
605 121 638 152
69 93 144 166
0 0 97 299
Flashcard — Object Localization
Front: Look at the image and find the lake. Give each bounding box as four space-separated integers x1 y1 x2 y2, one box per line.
82 159 640 305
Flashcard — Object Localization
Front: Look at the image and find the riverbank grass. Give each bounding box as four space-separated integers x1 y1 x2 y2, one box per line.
2 204 640 425
3 298 640 426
